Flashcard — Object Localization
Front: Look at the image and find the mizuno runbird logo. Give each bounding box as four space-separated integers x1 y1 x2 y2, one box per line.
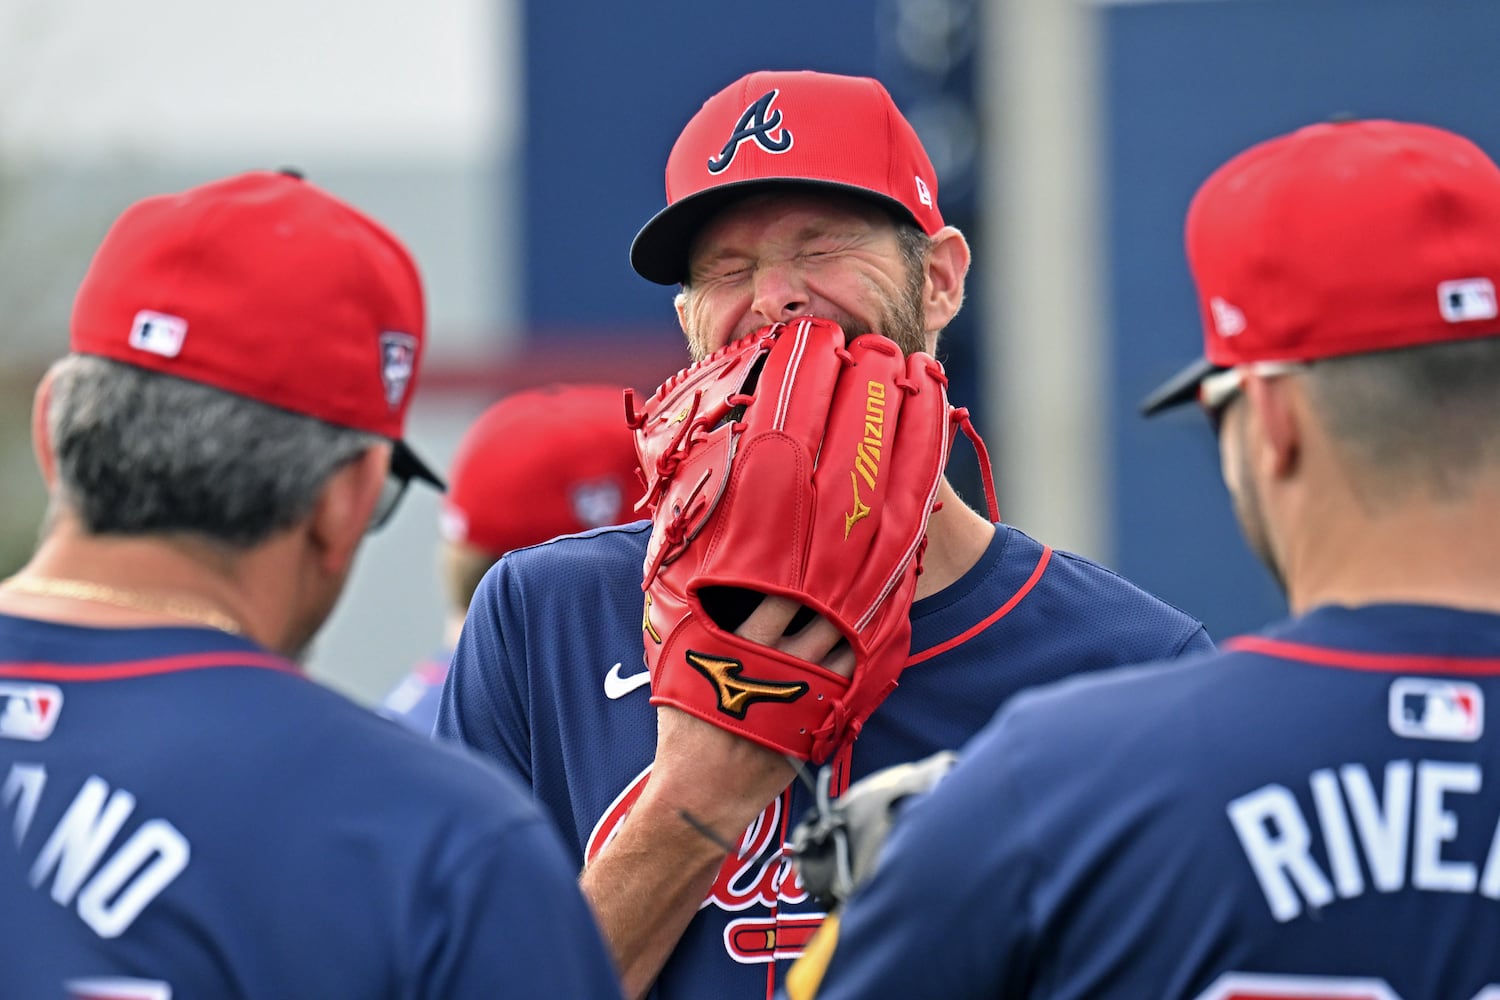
686 650 809 719
643 593 662 644
844 472 871 539
845 379 886 538
707 90 793 174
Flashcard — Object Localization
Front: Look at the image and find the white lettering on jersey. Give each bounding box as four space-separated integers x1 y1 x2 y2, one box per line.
32 776 136 905
1342 761 1410 891
1309 769 1364 898
4 762 47 845
17 770 190 939
1480 807 1500 898
1229 759 1500 921
1228 784 1335 921
1413 761 1479 892
76 818 190 938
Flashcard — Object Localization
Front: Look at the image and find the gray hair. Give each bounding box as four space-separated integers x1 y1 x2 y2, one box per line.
894 220 931 280
1304 336 1500 502
46 355 381 548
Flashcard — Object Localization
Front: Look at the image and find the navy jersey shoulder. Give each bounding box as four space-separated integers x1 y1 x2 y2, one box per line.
808 604 1500 999
0 614 621 1000
866 525 1211 771
441 519 1209 999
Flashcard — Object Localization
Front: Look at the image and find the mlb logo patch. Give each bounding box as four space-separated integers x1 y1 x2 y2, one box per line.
1437 277 1498 323
128 310 188 358
1389 677 1483 742
0 682 63 741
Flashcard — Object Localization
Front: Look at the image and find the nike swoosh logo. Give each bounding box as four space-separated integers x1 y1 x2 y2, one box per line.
604 662 651 700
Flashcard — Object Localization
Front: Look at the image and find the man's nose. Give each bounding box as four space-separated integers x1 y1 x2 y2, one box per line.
750 260 810 324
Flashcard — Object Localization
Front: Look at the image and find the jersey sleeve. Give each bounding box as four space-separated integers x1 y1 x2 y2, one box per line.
434 558 533 783
789 708 1043 1000
1177 623 1215 659
418 813 624 1000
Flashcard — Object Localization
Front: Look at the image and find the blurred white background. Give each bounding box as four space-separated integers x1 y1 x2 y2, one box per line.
0 0 523 702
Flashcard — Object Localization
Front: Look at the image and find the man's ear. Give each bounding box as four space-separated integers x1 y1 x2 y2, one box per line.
305 444 390 574
1242 374 1302 481
31 368 58 489
922 227 971 343
675 288 690 335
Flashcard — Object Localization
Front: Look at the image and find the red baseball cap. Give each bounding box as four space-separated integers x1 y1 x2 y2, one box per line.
1143 119 1500 415
630 70 944 285
70 169 441 486
438 385 642 556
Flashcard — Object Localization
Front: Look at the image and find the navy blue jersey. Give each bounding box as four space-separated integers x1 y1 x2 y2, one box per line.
0 800 81 999
438 519 1210 999
380 649 452 735
802 604 1500 1000
0 613 622 1000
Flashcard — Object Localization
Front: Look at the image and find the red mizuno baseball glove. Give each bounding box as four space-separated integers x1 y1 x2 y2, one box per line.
626 318 969 762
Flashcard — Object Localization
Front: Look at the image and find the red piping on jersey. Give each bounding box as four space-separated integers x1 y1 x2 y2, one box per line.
0 650 298 682
1227 635 1500 675
905 545 1053 667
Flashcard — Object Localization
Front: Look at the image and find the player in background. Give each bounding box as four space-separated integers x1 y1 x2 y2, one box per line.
790 119 1500 999
380 384 641 734
437 68 1213 1000
0 171 622 999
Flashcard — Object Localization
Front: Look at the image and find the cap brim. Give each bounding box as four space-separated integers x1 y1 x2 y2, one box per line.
1140 357 1222 416
630 178 921 286
392 439 445 490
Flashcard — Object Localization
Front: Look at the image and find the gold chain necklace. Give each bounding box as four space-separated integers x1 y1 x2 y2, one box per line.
1 575 245 636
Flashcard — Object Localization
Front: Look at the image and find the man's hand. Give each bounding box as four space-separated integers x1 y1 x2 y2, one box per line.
583 595 850 1000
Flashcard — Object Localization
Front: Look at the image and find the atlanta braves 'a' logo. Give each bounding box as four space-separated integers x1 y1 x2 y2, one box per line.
707 90 793 174
686 650 808 718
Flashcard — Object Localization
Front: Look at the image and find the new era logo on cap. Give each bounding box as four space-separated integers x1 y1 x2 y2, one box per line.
1210 297 1246 338
1438 277 1498 323
915 175 933 209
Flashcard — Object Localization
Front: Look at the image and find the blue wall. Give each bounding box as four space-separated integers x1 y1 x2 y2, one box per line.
520 2 882 335
1104 0 1500 640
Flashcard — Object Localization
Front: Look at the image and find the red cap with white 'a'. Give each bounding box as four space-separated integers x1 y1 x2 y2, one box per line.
630 70 944 285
